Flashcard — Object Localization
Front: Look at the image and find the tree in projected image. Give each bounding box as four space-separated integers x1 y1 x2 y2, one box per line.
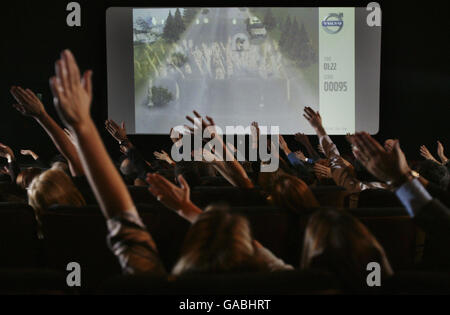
163 9 186 43
263 8 277 31
150 86 174 107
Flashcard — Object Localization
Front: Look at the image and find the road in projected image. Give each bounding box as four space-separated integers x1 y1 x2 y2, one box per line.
134 7 319 134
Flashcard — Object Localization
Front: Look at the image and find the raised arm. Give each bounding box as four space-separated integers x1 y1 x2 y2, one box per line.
49 50 133 219
437 141 449 165
0 143 20 183
350 133 450 247
420 145 441 165
10 86 84 176
185 111 254 189
146 173 202 223
295 133 321 161
303 107 340 159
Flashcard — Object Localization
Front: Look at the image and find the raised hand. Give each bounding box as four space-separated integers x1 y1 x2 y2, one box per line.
314 163 332 180
250 122 260 150
154 150 175 165
20 149 39 161
303 107 324 131
10 86 46 118
105 119 128 144
0 143 14 162
294 133 310 146
185 111 217 137
420 145 441 165
278 135 290 154
350 133 412 186
49 50 93 130
146 173 202 222
437 141 449 164
294 150 307 161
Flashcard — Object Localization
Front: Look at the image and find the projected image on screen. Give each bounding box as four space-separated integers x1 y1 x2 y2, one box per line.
133 8 321 134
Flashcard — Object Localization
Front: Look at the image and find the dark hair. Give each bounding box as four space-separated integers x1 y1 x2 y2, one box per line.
301 209 393 290
270 175 319 214
175 161 201 188
354 159 379 182
16 167 43 190
418 160 450 190
172 205 268 275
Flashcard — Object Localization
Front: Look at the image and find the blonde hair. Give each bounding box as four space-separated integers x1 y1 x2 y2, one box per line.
172 206 267 276
28 169 86 217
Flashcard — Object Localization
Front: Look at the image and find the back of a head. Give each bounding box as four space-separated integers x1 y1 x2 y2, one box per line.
51 161 70 175
418 160 450 190
16 167 43 190
301 209 393 290
172 205 265 276
175 161 201 188
271 174 319 214
28 169 86 217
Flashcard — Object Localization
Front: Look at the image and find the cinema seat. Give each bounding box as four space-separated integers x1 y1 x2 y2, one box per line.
357 189 403 208
310 186 347 208
128 186 158 204
0 203 40 268
99 270 341 295
40 205 121 292
0 269 71 295
41 204 190 287
127 185 350 209
191 187 267 207
385 271 450 294
230 206 304 266
136 204 191 270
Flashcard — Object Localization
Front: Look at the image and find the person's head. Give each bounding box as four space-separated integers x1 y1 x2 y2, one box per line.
269 174 319 213
120 158 137 176
353 159 379 182
174 161 201 188
172 205 267 276
257 168 286 193
417 160 450 190
51 161 70 175
16 167 42 190
384 139 398 153
28 169 86 217
301 209 393 289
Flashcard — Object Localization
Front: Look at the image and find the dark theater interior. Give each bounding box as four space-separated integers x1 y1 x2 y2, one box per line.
0 0 449 301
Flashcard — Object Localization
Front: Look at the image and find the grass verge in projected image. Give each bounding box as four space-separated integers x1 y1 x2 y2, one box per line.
133 8 200 103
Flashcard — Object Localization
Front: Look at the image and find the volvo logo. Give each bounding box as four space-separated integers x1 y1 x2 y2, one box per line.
322 13 344 34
